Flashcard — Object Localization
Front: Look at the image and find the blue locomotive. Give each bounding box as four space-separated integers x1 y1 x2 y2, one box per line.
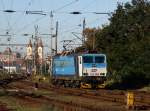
51 53 107 88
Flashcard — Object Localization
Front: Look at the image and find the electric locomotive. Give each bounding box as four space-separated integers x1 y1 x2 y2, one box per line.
78 54 107 88
51 53 107 88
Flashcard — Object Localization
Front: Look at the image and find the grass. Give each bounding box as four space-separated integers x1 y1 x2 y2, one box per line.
0 86 126 111
0 86 57 111
31 74 51 84
138 85 150 91
0 95 62 111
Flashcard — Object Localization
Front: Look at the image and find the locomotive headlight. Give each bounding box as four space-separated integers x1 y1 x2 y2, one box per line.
83 73 88 75
100 73 105 76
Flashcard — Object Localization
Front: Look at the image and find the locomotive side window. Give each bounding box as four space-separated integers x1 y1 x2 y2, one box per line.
95 56 105 63
83 56 93 63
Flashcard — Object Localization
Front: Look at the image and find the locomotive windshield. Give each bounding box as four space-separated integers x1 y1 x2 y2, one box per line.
83 56 93 63
95 56 105 63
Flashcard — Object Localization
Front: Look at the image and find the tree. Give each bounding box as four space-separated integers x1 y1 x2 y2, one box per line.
80 0 150 88
83 28 98 50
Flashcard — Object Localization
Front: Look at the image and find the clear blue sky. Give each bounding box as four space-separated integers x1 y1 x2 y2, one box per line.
0 0 131 55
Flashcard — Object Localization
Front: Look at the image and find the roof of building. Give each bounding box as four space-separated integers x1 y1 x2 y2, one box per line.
38 38 43 47
3 47 12 54
27 39 32 47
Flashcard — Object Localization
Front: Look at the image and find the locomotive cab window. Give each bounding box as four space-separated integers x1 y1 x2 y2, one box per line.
95 56 105 63
83 56 93 63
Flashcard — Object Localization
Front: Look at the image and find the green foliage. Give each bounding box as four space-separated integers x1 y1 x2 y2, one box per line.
83 0 150 89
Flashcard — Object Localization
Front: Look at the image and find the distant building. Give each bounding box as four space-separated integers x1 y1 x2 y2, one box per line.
0 47 23 73
37 38 43 64
25 39 44 74
26 39 32 60
26 38 44 63
0 47 21 62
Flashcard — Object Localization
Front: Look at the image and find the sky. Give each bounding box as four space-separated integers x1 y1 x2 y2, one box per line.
0 0 131 56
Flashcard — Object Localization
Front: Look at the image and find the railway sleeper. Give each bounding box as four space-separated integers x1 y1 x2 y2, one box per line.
133 105 150 110
63 80 80 88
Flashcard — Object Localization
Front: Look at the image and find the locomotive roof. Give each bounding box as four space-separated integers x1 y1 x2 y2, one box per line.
81 53 106 56
53 53 106 58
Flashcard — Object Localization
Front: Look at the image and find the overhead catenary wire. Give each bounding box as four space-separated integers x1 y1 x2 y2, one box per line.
80 0 96 12
59 26 81 35
7 0 14 37
48 0 109 38
47 0 80 49
10 0 14 13
50 0 104 43
12 0 45 34
53 0 79 12
0 9 108 50
0 9 111 15
59 16 107 36
0 8 47 36
52 11 81 35
59 17 104 49
58 17 105 46
0 0 113 53
54 11 109 37
15 15 47 34
0 0 11 33
10 0 35 34
86 17 108 27
38 0 43 12
10 0 14 9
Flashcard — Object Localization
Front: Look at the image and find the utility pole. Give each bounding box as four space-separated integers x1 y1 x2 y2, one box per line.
50 11 53 56
33 25 38 75
93 32 95 50
82 18 86 46
8 37 11 74
0 34 11 74
55 21 58 55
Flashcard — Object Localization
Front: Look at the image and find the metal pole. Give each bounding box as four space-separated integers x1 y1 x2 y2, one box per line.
55 21 58 55
34 25 38 75
82 18 86 46
8 38 10 74
2 60 4 74
40 64 42 75
93 33 95 50
31 35 34 75
45 59 46 74
50 11 53 56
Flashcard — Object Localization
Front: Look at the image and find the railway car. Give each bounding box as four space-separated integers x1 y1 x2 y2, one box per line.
51 53 107 88
51 55 80 87
79 54 107 88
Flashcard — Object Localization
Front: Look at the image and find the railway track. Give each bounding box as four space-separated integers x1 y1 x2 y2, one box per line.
0 102 11 111
48 86 150 110
3 79 150 110
3 88 124 111
52 88 126 103
0 74 27 88
2 80 124 110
